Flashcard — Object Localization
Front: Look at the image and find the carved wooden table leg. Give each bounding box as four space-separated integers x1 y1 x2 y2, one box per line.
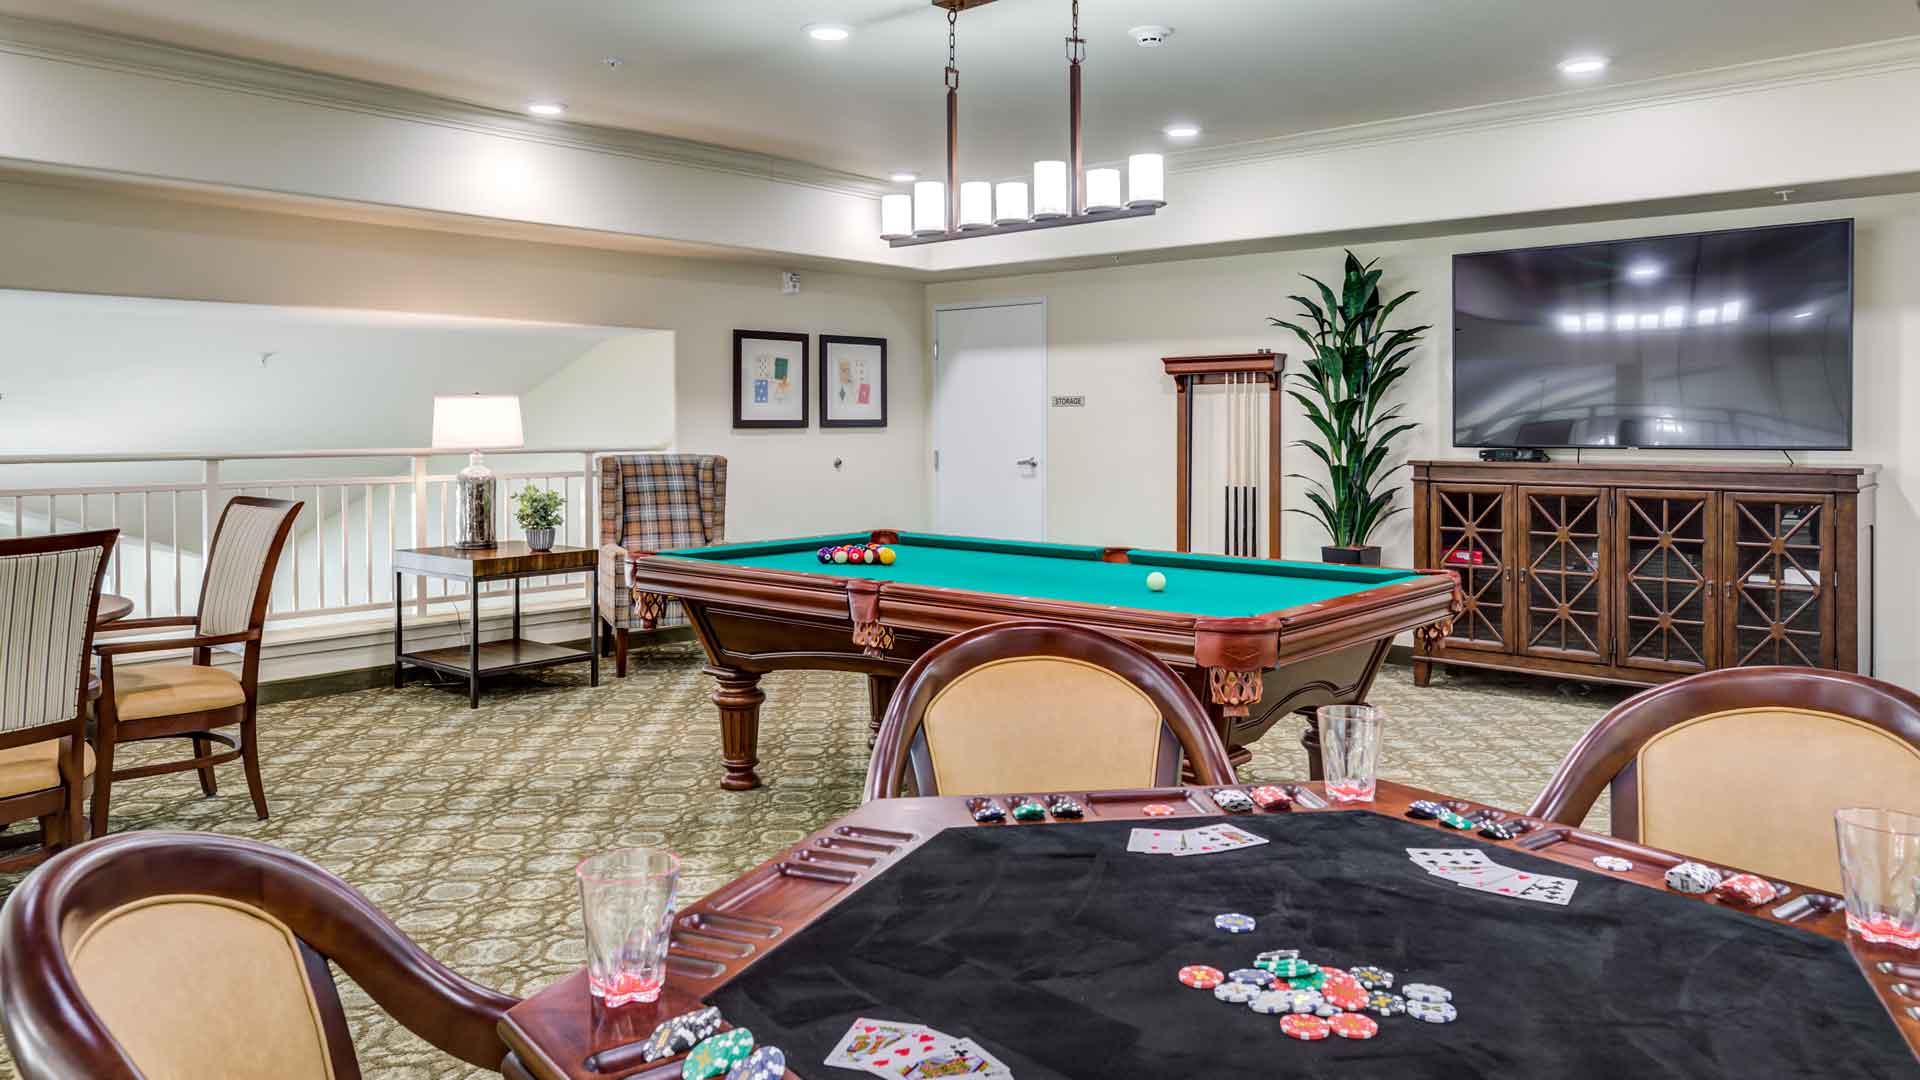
1298 706 1325 781
706 666 765 791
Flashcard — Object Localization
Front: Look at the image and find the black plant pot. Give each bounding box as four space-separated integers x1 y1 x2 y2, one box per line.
1321 544 1382 566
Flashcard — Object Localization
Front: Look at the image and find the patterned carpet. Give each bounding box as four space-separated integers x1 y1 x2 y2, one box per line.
0 645 1625 1079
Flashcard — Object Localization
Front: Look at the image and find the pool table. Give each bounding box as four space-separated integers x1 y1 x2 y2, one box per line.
628 531 1463 790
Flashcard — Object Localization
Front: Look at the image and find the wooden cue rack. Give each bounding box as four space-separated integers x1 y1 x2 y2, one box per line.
1163 350 1286 558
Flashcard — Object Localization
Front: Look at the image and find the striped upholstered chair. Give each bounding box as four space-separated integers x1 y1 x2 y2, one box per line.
90 497 300 834
596 453 727 676
0 529 116 869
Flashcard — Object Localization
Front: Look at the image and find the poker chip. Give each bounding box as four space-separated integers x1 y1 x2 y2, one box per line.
1268 957 1317 979
1254 949 1299 971
1323 983 1369 1011
1211 788 1255 813
682 1028 754 1080
642 1006 724 1063
1278 988 1324 1013
1280 1014 1332 1041
1214 981 1261 1004
1215 912 1257 933
1010 798 1047 822
1247 990 1292 1015
1178 964 1225 989
724 1046 785 1080
1664 861 1724 895
1592 855 1634 872
1407 999 1459 1024
1228 968 1275 986
1248 785 1292 810
1142 803 1177 817
1047 795 1084 819
1348 965 1394 989
1320 968 1362 993
1286 970 1329 991
1437 811 1476 830
1406 800 1444 820
1403 983 1451 1004
1365 991 1407 1017
1713 872 1776 907
1314 1002 1342 1018
1479 820 1523 841
1329 1013 1380 1040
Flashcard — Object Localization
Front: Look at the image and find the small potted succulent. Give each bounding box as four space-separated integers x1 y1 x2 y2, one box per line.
515 486 564 552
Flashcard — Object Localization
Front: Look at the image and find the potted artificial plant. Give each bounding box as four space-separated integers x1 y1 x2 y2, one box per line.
515 486 564 552
1269 251 1429 565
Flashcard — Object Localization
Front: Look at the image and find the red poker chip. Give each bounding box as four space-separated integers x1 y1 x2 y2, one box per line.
1323 984 1368 1011
1713 872 1774 907
1321 969 1362 992
1280 1014 1331 1041
1178 964 1224 989
1142 804 1177 817
1330 1013 1379 1040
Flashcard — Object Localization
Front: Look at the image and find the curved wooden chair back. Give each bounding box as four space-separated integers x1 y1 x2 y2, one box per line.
864 620 1236 800
0 831 518 1080
1528 667 1920 891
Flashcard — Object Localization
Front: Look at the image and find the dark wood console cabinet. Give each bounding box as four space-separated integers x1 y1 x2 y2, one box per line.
1411 461 1875 688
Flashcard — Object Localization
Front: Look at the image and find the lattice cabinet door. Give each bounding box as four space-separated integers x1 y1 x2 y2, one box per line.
1427 483 1515 652
1613 489 1719 674
1515 486 1609 663
1719 493 1836 669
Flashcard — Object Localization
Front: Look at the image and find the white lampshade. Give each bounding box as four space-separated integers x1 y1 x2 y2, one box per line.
1032 160 1068 219
995 181 1030 224
432 394 524 450
879 193 913 239
912 180 947 235
1127 153 1166 208
958 181 993 229
1085 168 1122 212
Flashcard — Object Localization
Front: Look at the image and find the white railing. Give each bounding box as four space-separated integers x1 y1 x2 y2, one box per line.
0 448 651 624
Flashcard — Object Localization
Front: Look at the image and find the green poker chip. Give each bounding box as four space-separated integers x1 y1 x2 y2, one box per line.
1437 811 1475 830
1268 957 1318 978
1286 970 1329 990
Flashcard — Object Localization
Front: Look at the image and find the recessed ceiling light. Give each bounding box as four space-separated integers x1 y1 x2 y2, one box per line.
806 23 851 42
1626 262 1660 281
1558 55 1609 77
1793 310 1815 319
890 171 918 184
1163 123 1202 139
526 102 566 117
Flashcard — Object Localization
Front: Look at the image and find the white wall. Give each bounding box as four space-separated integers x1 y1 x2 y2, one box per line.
520 330 675 449
928 191 1919 687
0 178 931 540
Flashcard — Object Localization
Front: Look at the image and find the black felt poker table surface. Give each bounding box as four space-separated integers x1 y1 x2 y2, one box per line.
706 811 1916 1079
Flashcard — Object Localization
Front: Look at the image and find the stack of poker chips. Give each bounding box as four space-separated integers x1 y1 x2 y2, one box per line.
1664 861 1724 895
1180 935 1460 1041
1712 872 1776 907
643 1007 724 1063
816 542 897 566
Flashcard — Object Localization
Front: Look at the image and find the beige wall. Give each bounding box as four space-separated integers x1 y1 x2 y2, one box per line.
0 179 930 540
928 192 1919 687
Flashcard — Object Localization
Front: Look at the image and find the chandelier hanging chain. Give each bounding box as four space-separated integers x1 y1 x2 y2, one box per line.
1067 0 1084 64
945 6 959 89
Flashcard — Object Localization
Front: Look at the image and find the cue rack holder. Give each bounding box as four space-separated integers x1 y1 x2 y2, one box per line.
1164 351 1285 558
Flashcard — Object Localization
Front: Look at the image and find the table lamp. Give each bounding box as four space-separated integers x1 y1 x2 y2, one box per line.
432 394 523 549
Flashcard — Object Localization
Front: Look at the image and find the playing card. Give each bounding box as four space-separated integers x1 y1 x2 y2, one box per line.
1406 848 1494 875
1434 864 1524 891
1173 823 1269 856
825 1018 938 1074
1514 875 1578 906
1126 827 1185 854
1455 866 1551 899
885 1035 1012 1078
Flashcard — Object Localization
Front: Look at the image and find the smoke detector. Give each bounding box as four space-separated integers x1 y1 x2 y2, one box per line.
1129 25 1174 47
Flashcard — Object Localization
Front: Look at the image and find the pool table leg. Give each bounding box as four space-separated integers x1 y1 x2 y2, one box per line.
866 674 901 746
1413 659 1432 687
707 666 765 791
1298 708 1325 781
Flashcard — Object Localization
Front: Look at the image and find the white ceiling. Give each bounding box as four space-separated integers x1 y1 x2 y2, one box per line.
4 1 1917 184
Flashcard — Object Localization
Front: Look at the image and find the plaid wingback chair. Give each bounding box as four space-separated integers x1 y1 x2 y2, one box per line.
597 454 727 676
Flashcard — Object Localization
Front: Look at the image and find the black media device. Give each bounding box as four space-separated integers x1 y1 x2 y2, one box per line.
1452 219 1854 451
1479 448 1551 462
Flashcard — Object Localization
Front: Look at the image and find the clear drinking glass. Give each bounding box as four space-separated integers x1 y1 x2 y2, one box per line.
1318 704 1383 803
1834 808 1920 952
576 848 681 1006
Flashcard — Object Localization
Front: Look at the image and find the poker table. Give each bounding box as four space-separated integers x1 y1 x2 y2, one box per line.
627 531 1461 789
499 781 1920 1078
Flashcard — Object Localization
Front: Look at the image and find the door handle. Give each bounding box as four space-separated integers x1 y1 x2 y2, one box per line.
1015 457 1039 468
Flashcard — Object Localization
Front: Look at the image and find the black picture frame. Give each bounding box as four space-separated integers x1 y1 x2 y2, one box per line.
818 335 889 429
732 330 810 429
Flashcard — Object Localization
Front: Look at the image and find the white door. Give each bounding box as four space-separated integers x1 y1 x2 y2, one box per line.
932 301 1046 540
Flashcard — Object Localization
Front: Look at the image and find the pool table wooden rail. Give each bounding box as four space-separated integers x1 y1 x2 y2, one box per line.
498 779 1918 1079
626 531 1464 789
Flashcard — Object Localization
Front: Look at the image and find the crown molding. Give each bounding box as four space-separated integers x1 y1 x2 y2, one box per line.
0 12 891 200
1169 34 1920 175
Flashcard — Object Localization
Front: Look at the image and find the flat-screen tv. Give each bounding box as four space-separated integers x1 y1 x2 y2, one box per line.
1452 219 1853 450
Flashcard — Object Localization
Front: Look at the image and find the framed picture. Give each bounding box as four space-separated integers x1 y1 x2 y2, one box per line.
818 335 888 428
733 330 810 428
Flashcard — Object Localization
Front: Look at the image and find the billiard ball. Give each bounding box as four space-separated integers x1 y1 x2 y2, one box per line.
861 547 877 564
878 547 897 565
816 547 833 564
1145 571 1167 592
832 547 849 564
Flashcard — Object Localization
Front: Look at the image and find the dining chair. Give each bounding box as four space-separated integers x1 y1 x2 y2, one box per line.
864 619 1238 800
1528 666 1920 891
0 530 116 869
0 830 518 1079
91 496 300 834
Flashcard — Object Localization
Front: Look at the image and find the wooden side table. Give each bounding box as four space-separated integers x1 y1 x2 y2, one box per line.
393 543 599 708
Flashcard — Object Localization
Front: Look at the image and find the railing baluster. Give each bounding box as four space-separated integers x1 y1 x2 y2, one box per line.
340 484 351 607
315 483 326 610
288 487 301 613
142 491 153 618
172 490 183 615
364 482 374 604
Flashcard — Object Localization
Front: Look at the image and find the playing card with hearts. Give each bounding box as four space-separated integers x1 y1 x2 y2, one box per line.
1172 823 1270 856
885 1035 1012 1078
1126 827 1185 854
825 1018 940 1074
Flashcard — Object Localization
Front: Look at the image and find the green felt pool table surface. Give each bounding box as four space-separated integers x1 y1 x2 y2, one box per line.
660 531 1422 619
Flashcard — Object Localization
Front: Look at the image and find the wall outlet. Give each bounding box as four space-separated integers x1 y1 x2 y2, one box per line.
781 271 800 295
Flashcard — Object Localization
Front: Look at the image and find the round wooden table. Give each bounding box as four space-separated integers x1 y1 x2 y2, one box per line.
96 594 133 626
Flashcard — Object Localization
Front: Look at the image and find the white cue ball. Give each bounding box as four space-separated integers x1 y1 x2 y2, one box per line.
1145 571 1167 592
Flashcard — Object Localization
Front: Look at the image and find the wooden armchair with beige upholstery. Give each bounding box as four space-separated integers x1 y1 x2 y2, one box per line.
1528 666 1920 892
864 619 1238 800
91 496 301 835
0 530 116 870
0 831 518 1079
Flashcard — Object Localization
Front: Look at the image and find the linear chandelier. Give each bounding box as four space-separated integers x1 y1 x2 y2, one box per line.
881 0 1164 247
